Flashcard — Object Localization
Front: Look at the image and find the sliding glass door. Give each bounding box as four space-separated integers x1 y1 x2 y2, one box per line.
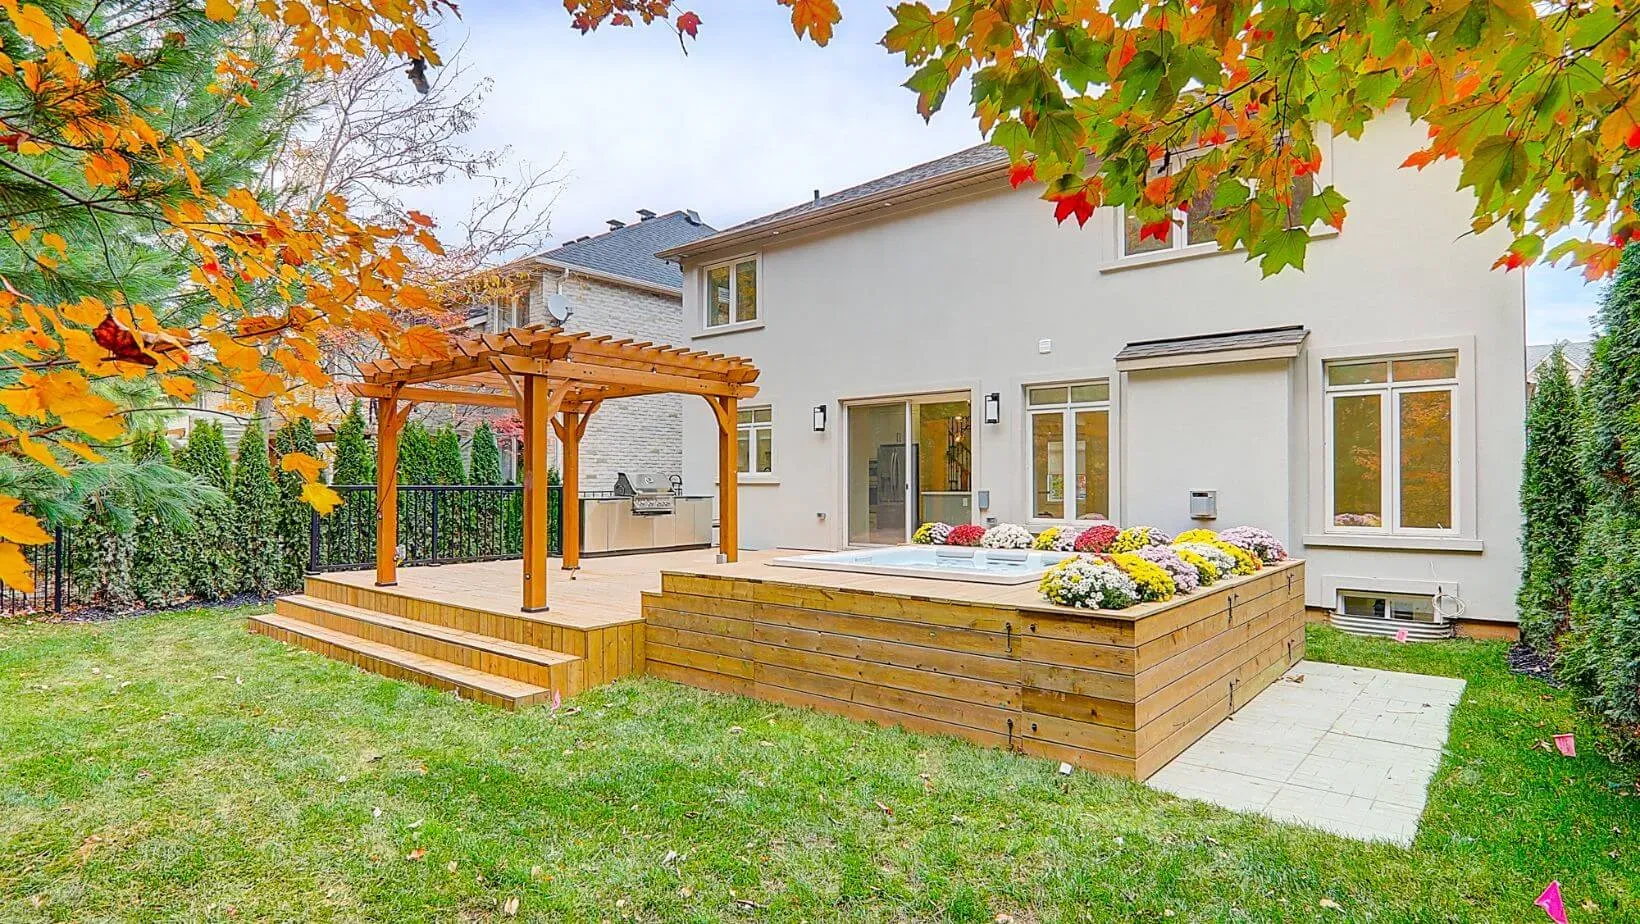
847 396 972 545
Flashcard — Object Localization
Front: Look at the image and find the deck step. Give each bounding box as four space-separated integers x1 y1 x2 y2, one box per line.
248 612 555 710
275 594 581 691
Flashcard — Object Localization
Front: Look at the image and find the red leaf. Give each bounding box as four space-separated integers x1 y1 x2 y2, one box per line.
1627 124 1640 149
1051 191 1094 227
1492 250 1526 271
92 314 157 366
1009 161 1035 189
1139 219 1173 243
676 10 701 37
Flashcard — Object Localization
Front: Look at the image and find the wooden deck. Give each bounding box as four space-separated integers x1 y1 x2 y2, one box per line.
643 557 1307 780
249 550 1306 781
249 551 779 707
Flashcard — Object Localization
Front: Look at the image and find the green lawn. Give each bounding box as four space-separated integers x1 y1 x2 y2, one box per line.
1 608 1635 923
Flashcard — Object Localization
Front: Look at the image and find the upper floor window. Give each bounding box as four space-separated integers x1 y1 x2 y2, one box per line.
705 256 758 328
1325 354 1457 533
491 292 529 331
1027 382 1110 522
1119 158 1314 258
737 406 773 475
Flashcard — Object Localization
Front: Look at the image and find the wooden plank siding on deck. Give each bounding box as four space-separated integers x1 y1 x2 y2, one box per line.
641 558 1306 780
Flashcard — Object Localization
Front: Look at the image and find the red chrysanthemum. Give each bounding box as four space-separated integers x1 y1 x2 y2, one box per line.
945 524 987 547
1073 523 1120 553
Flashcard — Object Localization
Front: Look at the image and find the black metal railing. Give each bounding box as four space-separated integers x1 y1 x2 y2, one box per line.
1 525 69 615
309 484 561 572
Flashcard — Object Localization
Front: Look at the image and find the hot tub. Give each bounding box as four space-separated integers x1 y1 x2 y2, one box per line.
768 545 1073 585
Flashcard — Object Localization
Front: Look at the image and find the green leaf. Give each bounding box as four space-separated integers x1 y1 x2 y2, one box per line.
1030 110 1085 159
1459 135 1530 202
1256 228 1309 276
1212 180 1251 210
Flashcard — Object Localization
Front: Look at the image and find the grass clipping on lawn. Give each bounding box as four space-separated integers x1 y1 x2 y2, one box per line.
0 609 1635 921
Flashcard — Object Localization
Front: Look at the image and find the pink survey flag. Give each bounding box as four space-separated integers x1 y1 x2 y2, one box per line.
551 689 562 711
1535 881 1567 924
1554 733 1576 758
1394 628 1409 643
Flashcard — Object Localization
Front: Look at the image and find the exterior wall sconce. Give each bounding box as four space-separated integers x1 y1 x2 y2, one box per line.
983 392 1001 425
812 404 827 432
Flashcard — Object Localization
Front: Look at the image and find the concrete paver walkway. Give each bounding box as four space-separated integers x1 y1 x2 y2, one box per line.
1147 660 1465 845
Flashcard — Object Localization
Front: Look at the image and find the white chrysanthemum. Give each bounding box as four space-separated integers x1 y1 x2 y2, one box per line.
980 523 1033 549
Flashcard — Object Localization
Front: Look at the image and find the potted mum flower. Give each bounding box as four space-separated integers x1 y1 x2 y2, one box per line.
1133 544 1200 594
1050 526 1084 551
912 522 950 545
1216 526 1287 564
1108 552 1177 602
1073 523 1120 553
1031 526 1061 550
1038 556 1139 609
1175 541 1237 581
981 523 1033 549
946 523 987 547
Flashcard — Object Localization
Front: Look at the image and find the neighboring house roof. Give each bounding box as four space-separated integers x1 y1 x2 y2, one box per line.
1526 341 1593 381
1115 325 1309 371
537 209 716 291
657 145 1010 261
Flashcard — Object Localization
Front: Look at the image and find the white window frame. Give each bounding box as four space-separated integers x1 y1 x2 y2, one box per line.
1025 381 1111 525
1322 353 1459 538
1106 136 1335 271
702 254 761 331
737 405 773 476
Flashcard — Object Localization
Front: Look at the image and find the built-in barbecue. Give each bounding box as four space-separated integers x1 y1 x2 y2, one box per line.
579 472 712 555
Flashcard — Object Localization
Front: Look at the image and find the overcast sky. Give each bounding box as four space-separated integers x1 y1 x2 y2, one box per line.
407 0 1600 346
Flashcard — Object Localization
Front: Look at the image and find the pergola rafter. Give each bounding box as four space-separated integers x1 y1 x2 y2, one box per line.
352 325 759 612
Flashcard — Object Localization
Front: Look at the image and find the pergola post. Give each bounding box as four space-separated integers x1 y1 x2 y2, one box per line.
711 395 739 562
561 409 582 570
373 393 409 587
520 375 551 611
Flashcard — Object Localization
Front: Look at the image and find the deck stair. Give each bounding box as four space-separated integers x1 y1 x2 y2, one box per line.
249 576 590 709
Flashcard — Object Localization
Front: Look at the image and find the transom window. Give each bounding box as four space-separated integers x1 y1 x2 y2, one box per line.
1027 382 1110 522
1120 157 1314 258
1325 354 1457 533
737 406 772 475
705 256 758 328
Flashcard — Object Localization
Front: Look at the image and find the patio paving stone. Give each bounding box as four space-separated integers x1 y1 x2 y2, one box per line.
1146 660 1464 846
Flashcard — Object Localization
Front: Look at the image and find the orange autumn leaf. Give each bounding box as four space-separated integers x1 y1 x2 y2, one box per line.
0 496 53 545
17 434 66 476
280 451 325 482
7 4 58 48
301 481 342 515
0 541 35 593
779 0 841 45
204 0 237 23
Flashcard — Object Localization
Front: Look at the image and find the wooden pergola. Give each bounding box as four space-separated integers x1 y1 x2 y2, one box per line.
351 326 760 612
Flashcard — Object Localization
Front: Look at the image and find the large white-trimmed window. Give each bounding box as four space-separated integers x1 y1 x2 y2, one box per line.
1324 354 1457 533
704 255 759 329
1118 157 1315 259
1027 382 1110 521
736 406 773 475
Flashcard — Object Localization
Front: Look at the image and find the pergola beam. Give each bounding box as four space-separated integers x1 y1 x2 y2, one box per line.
351 382 515 409
494 355 758 400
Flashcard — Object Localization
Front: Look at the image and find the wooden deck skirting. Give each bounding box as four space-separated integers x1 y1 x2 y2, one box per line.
642 559 1306 780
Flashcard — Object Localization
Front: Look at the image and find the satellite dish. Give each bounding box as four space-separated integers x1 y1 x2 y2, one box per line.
544 293 576 325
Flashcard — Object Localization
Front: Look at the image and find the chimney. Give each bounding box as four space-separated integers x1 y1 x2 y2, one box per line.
636 208 656 221
813 189 820 201
607 219 626 230
684 209 702 225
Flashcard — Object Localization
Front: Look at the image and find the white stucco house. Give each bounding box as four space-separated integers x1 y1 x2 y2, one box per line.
663 117 1529 637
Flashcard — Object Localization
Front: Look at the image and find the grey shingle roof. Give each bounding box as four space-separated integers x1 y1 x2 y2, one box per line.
1527 341 1593 381
539 210 716 290
710 144 1008 239
1116 325 1309 362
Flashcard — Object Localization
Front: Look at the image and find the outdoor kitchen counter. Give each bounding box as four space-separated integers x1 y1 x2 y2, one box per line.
580 494 713 556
